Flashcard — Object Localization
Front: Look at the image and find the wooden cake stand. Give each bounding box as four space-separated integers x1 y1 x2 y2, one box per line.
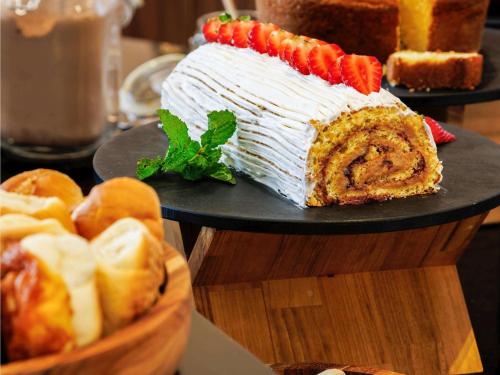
94 123 500 375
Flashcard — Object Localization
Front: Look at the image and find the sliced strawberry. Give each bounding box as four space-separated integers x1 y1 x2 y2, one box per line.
217 21 237 45
339 54 382 95
267 30 293 57
301 37 327 46
202 18 221 43
249 22 279 54
291 40 315 75
279 37 298 62
233 20 256 48
327 61 342 84
308 43 345 82
424 116 456 144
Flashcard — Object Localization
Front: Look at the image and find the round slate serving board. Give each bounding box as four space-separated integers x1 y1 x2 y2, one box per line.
94 123 500 234
382 28 500 106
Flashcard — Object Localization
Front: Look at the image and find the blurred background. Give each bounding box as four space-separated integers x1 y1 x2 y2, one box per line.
124 0 500 43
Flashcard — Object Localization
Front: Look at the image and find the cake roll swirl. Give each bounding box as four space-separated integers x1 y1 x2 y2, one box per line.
161 44 442 206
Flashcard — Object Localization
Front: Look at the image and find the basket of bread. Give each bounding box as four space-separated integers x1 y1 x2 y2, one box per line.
0 169 192 375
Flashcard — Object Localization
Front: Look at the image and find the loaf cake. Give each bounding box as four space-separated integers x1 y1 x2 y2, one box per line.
256 0 490 61
387 51 484 90
161 19 442 207
256 0 399 62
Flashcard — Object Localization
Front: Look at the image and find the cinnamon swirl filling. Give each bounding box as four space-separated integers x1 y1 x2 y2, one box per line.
307 107 442 206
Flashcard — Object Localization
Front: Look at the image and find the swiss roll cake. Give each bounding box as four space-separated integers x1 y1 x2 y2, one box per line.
161 41 442 206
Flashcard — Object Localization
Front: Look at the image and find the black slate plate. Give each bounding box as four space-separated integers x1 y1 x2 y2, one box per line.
93 123 500 234
382 28 500 106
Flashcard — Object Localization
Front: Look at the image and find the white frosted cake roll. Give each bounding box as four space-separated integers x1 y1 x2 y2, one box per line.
161 44 442 206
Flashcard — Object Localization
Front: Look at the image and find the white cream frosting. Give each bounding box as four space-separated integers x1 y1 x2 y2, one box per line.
161 43 427 206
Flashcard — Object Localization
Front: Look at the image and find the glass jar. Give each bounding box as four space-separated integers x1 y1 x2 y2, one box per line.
1 0 133 160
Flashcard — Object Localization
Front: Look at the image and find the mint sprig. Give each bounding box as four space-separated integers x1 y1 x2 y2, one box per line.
218 12 232 22
136 109 237 184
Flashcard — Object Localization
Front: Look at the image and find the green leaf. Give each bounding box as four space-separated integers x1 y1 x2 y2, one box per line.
163 140 200 173
208 163 236 184
137 108 237 186
204 147 222 165
182 154 209 181
218 12 232 22
157 109 190 151
238 15 252 21
136 157 163 180
201 110 237 149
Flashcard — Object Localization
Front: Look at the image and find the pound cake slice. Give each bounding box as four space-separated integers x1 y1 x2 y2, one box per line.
399 0 490 52
162 19 442 207
387 51 483 90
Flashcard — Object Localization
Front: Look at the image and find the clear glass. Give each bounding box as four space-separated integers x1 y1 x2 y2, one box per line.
0 0 127 160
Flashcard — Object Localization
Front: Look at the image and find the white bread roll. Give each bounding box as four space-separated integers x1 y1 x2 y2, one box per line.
1 169 84 212
21 233 103 346
0 190 75 232
0 214 68 249
72 177 164 241
90 218 166 334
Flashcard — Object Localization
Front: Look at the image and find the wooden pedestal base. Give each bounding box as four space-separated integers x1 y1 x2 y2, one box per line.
189 214 487 375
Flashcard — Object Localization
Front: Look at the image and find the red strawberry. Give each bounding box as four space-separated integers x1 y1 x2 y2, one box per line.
301 37 327 46
202 18 221 43
233 20 256 48
249 22 279 54
267 30 293 56
308 43 345 82
217 21 236 45
339 54 382 95
279 37 298 62
327 61 342 84
424 116 456 144
291 40 315 74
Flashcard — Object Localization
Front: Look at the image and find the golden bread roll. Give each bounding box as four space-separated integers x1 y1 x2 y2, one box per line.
72 177 164 241
90 218 166 334
1 244 76 361
20 233 102 347
1 169 84 212
0 214 68 252
0 190 75 232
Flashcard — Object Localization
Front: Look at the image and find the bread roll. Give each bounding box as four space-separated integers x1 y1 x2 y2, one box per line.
72 177 164 241
1 244 76 360
21 233 102 347
2 169 84 212
0 214 68 252
0 190 75 232
90 218 165 334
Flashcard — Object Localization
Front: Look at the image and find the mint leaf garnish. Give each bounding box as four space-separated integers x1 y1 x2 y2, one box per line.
158 109 191 150
136 109 237 185
218 12 232 22
238 15 251 21
209 163 236 184
137 156 163 180
201 110 237 149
